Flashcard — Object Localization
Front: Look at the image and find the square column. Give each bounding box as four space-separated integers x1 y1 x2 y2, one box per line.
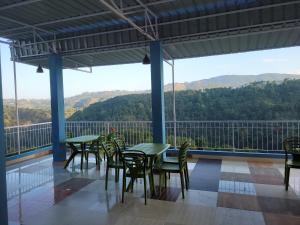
49 54 66 161
0 51 8 225
150 41 166 144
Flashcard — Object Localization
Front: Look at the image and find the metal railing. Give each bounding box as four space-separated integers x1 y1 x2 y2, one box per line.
5 120 300 156
5 122 52 156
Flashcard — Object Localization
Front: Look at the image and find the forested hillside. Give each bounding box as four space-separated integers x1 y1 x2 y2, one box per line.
69 80 300 121
4 106 51 127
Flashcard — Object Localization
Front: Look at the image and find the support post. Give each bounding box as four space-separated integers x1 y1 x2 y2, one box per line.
150 41 166 144
0 47 8 225
49 54 66 161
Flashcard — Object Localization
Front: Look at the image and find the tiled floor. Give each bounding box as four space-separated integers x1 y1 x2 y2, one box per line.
5 155 300 225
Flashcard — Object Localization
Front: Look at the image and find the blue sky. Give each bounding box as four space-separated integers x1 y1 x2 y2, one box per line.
1 43 300 99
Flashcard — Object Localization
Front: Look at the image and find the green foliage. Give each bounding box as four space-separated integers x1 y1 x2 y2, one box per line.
4 106 51 127
69 80 300 121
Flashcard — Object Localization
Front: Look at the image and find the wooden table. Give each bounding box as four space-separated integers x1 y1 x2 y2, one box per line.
127 143 170 195
64 135 100 170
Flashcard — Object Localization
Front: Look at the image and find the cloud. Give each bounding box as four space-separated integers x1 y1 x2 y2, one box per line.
262 58 288 63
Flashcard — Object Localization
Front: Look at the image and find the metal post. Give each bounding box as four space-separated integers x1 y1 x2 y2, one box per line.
150 41 166 144
0 46 9 225
13 58 21 155
171 59 176 149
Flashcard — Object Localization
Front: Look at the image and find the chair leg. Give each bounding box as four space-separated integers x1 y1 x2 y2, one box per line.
180 171 185 199
144 175 147 205
130 178 134 192
122 168 126 203
86 152 89 168
185 163 190 184
285 167 290 191
164 172 167 188
158 173 162 194
105 164 109 190
115 168 118 182
168 172 171 179
184 168 189 190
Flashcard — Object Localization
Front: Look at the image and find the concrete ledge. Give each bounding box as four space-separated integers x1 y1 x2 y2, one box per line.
6 146 52 166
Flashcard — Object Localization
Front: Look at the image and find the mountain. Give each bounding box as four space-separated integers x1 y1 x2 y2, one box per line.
164 73 300 91
4 106 51 127
69 80 300 121
3 90 143 110
5 73 298 110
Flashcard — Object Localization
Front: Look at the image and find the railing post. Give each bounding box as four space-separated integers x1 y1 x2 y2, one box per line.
107 122 110 135
232 122 235 152
12 57 21 155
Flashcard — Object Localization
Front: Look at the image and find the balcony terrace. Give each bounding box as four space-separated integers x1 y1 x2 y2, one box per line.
4 121 300 225
1 1 300 225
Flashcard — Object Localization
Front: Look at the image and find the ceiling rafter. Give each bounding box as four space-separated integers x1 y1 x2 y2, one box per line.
0 0 42 11
0 0 175 36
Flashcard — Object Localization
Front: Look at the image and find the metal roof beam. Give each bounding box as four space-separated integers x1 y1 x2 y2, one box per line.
0 0 174 36
0 0 42 11
0 15 55 36
99 0 156 41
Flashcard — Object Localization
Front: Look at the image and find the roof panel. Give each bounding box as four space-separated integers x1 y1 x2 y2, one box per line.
0 0 299 68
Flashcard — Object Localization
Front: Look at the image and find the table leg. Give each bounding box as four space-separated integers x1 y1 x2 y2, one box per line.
149 157 156 197
64 143 80 169
80 143 85 170
64 151 78 168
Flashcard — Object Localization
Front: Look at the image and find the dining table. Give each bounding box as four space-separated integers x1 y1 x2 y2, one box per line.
64 135 100 170
127 143 170 196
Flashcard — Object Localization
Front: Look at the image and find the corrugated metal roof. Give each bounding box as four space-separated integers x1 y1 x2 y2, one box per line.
0 0 299 67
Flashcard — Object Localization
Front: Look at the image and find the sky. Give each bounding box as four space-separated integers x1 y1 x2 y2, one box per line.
1 43 300 99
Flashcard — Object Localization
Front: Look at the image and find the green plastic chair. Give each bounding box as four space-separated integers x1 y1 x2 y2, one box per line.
113 135 127 152
121 150 151 205
283 137 300 190
66 132 81 163
101 140 123 190
163 142 190 184
157 141 189 198
85 135 104 168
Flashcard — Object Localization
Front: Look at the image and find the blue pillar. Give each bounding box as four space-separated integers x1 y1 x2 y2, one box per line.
150 41 166 144
49 54 66 161
0 50 8 225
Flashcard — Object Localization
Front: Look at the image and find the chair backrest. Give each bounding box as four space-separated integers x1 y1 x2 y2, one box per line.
113 135 126 151
178 141 189 168
122 151 147 177
113 136 126 160
101 140 118 164
283 137 300 160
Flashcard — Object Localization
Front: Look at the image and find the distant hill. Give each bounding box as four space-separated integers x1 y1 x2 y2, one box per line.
4 106 51 127
164 73 300 91
69 80 300 121
3 73 300 122
4 90 143 110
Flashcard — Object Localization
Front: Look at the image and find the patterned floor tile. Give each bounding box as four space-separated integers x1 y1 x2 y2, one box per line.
221 160 250 174
217 192 260 211
218 180 256 195
263 213 300 225
176 189 218 207
257 196 300 216
151 186 181 202
255 183 298 199
250 167 284 185
189 159 221 192
220 172 253 182
54 178 95 203
215 207 266 225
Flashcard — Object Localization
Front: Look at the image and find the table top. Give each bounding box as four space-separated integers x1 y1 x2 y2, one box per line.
128 143 170 156
65 135 99 144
